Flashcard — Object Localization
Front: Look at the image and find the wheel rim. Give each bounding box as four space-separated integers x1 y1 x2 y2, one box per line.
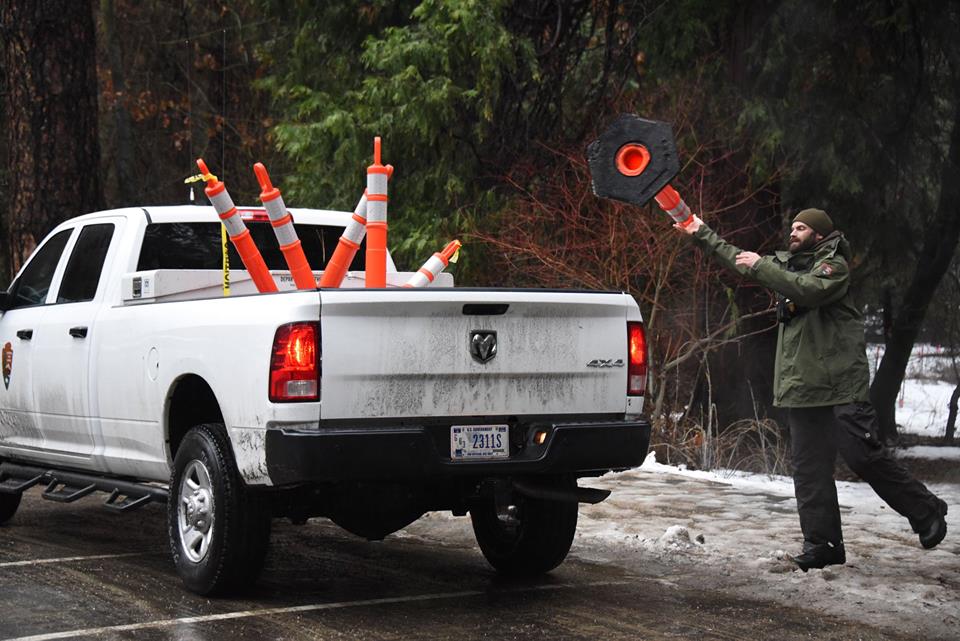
178 459 215 563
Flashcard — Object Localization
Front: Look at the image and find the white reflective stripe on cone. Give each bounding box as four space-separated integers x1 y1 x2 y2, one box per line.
366 169 388 225
341 196 368 245
404 271 432 288
208 189 235 214
366 198 387 223
666 201 691 224
273 221 299 247
404 254 446 288
343 220 366 245
220 211 246 237
422 254 445 275
367 172 388 195
263 196 286 221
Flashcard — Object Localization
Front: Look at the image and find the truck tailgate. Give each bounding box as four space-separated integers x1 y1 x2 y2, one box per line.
319 289 632 420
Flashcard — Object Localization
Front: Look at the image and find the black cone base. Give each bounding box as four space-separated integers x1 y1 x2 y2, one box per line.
587 114 680 207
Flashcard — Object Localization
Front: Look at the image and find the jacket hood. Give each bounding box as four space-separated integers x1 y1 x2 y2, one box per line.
814 230 850 260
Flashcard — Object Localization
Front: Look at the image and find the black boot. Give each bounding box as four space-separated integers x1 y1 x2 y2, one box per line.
794 542 845 572
919 499 948 550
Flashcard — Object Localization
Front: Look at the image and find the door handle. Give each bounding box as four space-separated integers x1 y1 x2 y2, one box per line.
69 326 88 339
16 329 32 340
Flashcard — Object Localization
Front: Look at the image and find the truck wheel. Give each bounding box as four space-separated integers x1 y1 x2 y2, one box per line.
168 423 271 595
0 492 21 525
470 483 578 576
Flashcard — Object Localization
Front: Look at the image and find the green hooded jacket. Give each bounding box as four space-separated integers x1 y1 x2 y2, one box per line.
692 223 870 408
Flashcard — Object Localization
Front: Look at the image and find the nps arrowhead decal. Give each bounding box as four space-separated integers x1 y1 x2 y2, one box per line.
2 342 12 390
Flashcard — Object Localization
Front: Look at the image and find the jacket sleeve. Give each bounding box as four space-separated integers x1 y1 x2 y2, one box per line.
751 254 849 307
690 223 755 278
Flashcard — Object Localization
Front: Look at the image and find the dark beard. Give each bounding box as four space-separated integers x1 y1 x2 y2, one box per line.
789 235 818 254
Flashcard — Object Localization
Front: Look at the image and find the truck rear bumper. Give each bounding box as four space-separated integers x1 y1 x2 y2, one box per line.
264 419 650 485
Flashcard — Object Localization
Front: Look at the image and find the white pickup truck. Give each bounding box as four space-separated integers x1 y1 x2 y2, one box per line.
0 205 650 595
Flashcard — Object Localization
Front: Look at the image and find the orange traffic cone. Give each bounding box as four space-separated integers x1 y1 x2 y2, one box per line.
196 159 277 293
403 240 461 288
365 137 389 288
254 162 316 290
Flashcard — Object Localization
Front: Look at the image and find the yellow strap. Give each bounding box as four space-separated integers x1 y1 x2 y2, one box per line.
221 224 230 296
185 172 218 184
449 248 460 264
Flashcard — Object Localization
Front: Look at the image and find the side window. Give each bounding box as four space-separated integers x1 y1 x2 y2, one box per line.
7 229 73 309
57 223 116 303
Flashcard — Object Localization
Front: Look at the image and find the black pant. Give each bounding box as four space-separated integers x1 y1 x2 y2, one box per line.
788 402 941 549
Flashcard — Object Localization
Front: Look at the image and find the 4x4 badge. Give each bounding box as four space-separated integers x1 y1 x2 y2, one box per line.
2 342 12 389
470 330 497 364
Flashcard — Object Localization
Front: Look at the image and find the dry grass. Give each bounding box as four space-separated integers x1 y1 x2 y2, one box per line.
650 416 791 476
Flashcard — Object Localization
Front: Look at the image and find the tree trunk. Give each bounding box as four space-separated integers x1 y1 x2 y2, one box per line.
946 384 959 444
0 0 103 274
871 94 960 442
100 0 137 207
0 72 8 286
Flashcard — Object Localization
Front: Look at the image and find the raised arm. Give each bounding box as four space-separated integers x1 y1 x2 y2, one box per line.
677 217 757 278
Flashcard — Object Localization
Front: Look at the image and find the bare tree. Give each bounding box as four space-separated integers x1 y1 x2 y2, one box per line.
471 77 785 431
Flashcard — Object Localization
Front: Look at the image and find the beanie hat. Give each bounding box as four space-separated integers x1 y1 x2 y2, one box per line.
792 208 834 236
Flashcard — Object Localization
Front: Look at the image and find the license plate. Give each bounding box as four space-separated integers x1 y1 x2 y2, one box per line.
450 424 509 460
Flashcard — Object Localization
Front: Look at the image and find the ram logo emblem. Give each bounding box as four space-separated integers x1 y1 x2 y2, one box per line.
470 330 498 364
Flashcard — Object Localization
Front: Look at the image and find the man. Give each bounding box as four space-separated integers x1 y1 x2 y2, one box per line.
676 208 948 571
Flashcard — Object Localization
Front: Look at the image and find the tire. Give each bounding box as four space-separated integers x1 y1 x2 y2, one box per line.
470 480 578 576
168 423 271 595
0 492 21 525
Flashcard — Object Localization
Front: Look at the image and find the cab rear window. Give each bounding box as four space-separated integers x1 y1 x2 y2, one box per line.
58 223 115 303
137 222 365 272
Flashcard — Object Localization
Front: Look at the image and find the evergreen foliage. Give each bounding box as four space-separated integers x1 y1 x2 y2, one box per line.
258 0 536 264
1 0 957 435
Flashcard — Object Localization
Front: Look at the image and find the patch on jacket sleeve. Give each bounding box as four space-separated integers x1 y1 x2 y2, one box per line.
816 262 834 277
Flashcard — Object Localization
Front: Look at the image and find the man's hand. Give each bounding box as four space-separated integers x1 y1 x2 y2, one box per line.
673 215 703 235
735 251 761 269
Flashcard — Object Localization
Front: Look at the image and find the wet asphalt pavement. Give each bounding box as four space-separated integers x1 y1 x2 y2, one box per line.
0 488 924 641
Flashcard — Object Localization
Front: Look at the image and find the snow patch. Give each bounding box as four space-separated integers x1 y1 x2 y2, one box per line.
896 445 960 461
868 343 959 437
657 525 695 549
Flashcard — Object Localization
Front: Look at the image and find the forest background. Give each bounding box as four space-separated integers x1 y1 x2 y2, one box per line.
2 0 959 470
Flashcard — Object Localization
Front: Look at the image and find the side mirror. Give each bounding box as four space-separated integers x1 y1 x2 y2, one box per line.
0 291 11 313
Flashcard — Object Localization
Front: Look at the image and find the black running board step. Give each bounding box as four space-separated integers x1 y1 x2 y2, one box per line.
43 480 97 503
512 479 611 504
0 462 168 510
0 472 44 494
103 489 154 513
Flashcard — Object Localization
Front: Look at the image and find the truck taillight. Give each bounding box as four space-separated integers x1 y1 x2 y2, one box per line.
627 321 647 396
269 322 320 402
238 208 270 222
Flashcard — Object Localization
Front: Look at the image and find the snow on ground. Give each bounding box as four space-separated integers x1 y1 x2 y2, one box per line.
868 343 958 438
896 378 956 437
401 450 959 639
899 446 960 461
580 453 960 639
